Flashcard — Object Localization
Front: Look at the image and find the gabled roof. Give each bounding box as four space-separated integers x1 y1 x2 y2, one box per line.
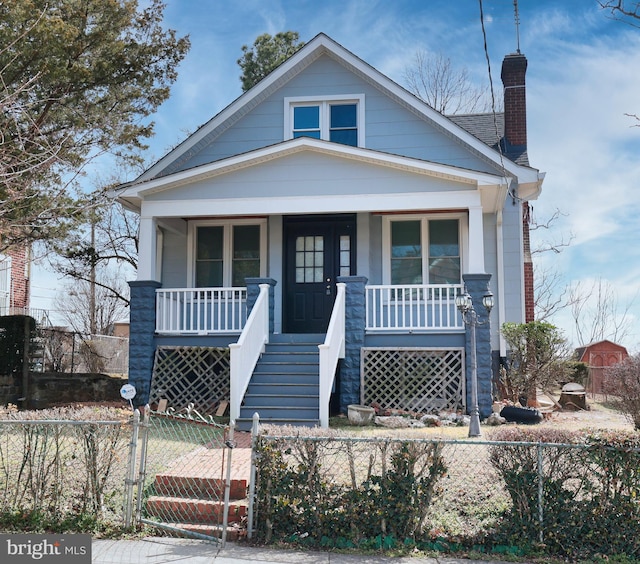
133 33 542 193
575 340 629 361
116 136 511 215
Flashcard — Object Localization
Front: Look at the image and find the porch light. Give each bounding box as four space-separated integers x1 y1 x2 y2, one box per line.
482 291 494 313
456 286 493 438
455 292 472 312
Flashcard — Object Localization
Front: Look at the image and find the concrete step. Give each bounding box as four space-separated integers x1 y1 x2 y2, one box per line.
157 522 245 542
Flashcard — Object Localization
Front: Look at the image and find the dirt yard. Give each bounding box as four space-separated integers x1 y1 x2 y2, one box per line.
329 393 635 440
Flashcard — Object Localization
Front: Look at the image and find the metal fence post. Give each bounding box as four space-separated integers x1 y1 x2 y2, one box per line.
537 442 544 544
247 412 260 540
135 405 151 523
221 420 236 547
124 409 140 528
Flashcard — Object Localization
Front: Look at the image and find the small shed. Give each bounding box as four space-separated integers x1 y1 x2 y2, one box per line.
574 340 629 394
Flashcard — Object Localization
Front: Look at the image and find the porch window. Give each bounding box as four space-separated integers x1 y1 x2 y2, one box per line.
193 220 265 287
391 221 422 284
232 225 260 286
386 217 461 285
196 226 223 287
287 95 364 147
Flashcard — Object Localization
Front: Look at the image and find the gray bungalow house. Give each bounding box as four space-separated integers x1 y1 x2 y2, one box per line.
116 33 544 429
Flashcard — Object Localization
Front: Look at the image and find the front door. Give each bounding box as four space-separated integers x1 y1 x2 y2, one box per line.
283 215 355 333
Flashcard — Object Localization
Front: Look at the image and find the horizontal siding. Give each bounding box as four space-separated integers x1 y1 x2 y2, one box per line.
172 54 499 176
146 150 474 202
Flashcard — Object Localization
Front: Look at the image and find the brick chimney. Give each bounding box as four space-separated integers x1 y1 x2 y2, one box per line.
502 52 534 322
501 53 527 150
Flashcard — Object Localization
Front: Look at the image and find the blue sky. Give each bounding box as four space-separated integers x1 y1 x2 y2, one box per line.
31 0 640 351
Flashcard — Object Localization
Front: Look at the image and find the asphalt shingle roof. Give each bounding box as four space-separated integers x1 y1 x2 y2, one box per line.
448 112 530 167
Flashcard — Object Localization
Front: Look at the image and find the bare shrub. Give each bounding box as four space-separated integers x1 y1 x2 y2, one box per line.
602 354 640 430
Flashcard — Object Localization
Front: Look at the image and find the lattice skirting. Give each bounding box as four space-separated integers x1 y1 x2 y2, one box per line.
361 348 465 414
150 346 230 414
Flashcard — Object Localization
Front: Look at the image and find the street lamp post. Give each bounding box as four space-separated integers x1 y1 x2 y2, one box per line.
456 288 494 438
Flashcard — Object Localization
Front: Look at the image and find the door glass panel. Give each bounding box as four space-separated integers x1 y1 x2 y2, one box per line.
296 236 324 283
196 226 223 287
391 221 422 284
339 235 351 277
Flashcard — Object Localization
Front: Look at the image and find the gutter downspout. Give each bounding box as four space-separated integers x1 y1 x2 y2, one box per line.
496 209 507 358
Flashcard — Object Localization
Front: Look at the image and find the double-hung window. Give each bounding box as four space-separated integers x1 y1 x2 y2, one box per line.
286 95 364 147
384 216 463 285
193 220 266 287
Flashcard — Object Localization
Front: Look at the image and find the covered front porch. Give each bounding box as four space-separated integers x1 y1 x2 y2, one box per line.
153 282 465 335
128 273 494 429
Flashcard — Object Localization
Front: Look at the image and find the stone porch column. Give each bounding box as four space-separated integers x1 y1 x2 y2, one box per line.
128 280 161 408
462 273 493 419
245 278 277 334
336 276 367 413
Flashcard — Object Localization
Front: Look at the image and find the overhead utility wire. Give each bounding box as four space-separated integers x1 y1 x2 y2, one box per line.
478 0 519 204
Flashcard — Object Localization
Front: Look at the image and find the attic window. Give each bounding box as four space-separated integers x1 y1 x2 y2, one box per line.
286 95 364 147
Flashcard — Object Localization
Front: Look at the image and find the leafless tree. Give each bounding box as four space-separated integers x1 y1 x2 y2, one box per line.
530 208 576 320
598 2 640 124
599 1 640 27
569 277 637 346
48 173 140 308
403 51 497 115
55 271 129 336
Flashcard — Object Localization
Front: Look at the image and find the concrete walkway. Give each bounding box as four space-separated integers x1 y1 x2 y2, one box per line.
92 537 528 564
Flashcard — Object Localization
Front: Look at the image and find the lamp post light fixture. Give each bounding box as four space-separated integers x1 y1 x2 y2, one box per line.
456 288 494 438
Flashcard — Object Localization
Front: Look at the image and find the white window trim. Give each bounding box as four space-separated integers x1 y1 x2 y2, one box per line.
188 218 267 287
284 94 365 147
381 214 468 285
0 253 11 311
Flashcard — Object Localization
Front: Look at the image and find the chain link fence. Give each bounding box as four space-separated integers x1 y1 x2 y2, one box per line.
134 407 236 543
0 405 237 545
250 428 640 560
0 414 131 527
0 405 638 560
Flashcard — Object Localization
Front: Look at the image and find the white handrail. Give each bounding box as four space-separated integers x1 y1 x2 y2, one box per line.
318 283 346 428
229 284 270 422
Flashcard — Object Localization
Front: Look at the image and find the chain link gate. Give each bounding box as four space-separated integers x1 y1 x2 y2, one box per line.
125 406 238 545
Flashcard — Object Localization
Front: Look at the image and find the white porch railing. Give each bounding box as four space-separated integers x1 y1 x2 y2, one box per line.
318 283 346 429
229 284 270 422
365 284 464 331
156 287 247 334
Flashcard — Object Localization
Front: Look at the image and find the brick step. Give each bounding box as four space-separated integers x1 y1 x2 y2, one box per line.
159 522 245 542
146 495 247 524
154 474 247 501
